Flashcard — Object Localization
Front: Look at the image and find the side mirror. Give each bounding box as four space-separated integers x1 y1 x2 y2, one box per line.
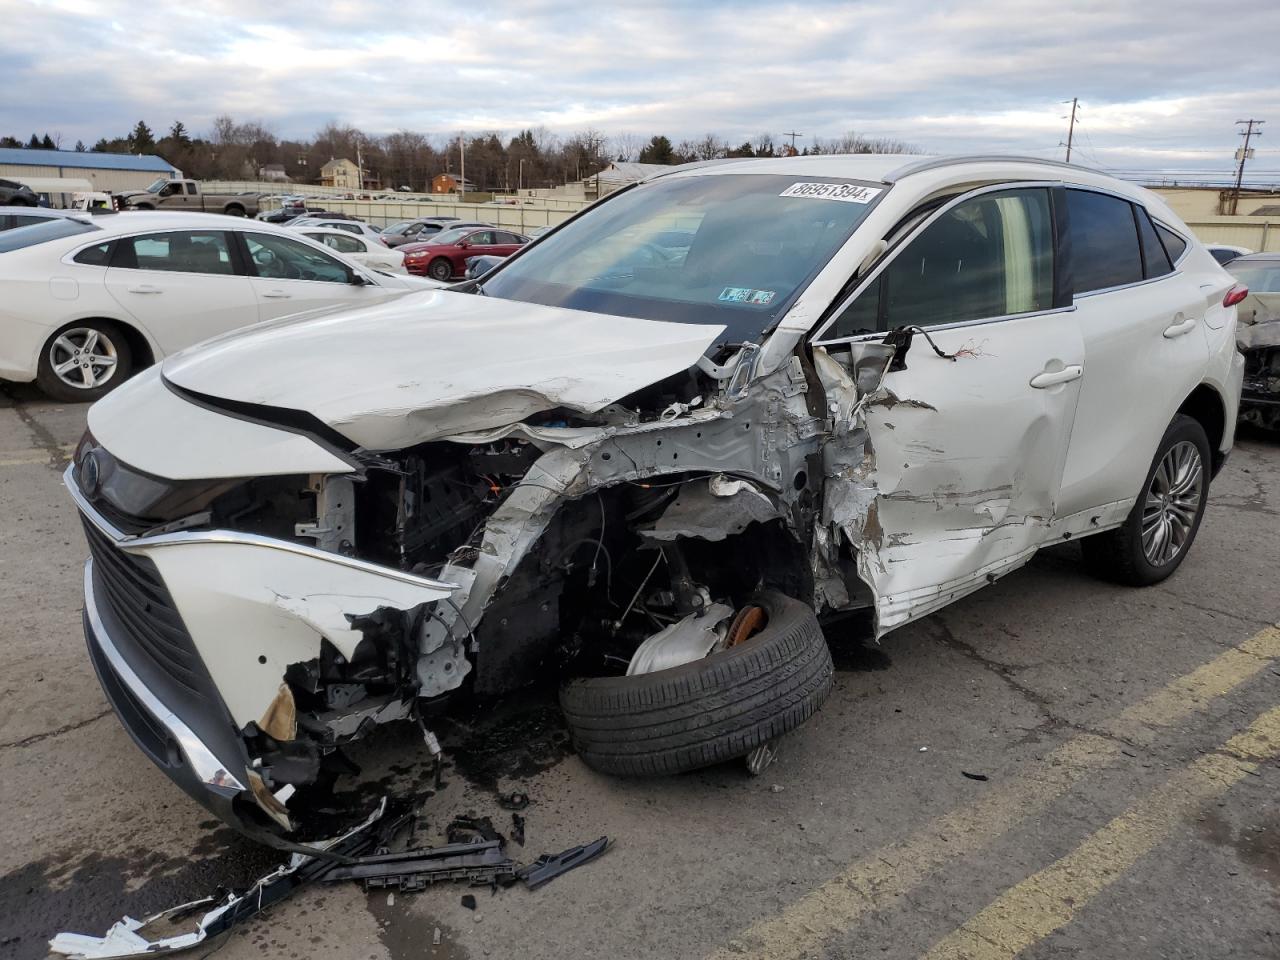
348 270 368 286
457 239 470 249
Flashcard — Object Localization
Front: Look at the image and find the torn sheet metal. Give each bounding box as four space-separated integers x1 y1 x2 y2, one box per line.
134 539 452 726
626 603 734 675
814 319 1082 634
161 290 725 449
643 477 781 541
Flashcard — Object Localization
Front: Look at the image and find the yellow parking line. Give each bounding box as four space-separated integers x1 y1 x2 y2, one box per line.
921 703 1280 959
707 625 1280 960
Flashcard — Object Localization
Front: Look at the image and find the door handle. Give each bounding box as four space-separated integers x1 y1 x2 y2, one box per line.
261 291 292 299
1029 364 1083 389
1163 316 1196 338
127 285 162 294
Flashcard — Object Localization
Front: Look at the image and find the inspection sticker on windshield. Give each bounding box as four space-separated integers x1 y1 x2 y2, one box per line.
719 287 776 305
779 182 882 204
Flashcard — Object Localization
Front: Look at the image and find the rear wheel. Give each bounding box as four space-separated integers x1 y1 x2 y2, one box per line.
35 320 133 403
1081 414 1209 586
224 204 246 217
559 590 834 776
428 258 454 281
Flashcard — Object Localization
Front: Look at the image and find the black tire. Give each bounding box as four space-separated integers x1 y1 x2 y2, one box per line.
35 320 134 403
224 204 246 217
559 590 834 776
1081 414 1210 586
428 257 454 282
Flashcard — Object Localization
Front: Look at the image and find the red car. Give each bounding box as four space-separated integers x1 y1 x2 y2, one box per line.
402 227 528 281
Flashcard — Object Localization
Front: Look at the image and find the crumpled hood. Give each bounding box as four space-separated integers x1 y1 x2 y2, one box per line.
1238 292 1280 351
163 289 724 450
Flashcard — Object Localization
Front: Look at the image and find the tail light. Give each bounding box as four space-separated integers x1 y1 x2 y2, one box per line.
1223 284 1249 307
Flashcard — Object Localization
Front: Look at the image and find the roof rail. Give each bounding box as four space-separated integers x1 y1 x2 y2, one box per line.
884 154 1109 183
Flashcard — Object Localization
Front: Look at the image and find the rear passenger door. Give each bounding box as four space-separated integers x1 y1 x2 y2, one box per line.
813 186 1085 631
1054 189 1209 518
103 230 258 352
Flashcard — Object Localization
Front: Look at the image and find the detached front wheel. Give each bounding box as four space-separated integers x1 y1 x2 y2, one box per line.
559 590 834 776
1081 414 1210 586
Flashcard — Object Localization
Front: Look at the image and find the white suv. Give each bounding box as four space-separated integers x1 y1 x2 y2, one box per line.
67 155 1244 847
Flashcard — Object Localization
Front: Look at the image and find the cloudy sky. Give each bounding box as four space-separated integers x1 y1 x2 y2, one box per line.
4 0 1278 182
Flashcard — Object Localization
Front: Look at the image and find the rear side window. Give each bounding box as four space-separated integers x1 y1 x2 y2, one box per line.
825 187 1055 337
74 241 112 266
1135 207 1173 279
0 218 99 252
1156 223 1188 264
1066 190 1143 294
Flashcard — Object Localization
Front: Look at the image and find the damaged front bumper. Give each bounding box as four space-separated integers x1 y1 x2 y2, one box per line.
68 466 455 849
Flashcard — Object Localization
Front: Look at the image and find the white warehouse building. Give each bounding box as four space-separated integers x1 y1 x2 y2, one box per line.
0 147 180 205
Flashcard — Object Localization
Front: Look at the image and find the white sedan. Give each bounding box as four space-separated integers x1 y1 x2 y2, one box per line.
0 211 439 401
298 227 407 273
287 218 387 244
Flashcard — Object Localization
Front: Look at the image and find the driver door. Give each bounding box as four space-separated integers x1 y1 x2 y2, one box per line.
240 231 376 321
812 185 1086 633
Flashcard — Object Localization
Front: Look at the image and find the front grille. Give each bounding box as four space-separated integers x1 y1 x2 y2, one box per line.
82 518 206 698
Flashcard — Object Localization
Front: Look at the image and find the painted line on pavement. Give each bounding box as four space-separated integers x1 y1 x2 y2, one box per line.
921 702 1280 959
707 625 1280 960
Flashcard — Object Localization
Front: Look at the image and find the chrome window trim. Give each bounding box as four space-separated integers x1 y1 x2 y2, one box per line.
65 464 457 592
83 559 246 795
811 180 1063 345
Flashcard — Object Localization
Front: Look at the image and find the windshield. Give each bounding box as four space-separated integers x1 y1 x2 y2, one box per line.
383 221 412 235
1228 260 1280 294
0 218 99 252
145 178 169 194
481 173 885 345
427 227 475 245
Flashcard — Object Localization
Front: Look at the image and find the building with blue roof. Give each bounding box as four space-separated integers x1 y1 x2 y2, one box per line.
0 147 180 198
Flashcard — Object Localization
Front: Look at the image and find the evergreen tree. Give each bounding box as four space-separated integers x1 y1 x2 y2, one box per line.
638 135 675 164
40 133 56 150
27 133 40 148
128 121 155 153
75 140 86 152
168 121 190 144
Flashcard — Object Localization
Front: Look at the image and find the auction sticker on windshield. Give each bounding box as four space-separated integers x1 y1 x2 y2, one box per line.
779 182 882 203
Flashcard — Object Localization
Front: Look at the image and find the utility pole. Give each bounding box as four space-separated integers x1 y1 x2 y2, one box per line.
783 130 803 155
1063 98 1078 162
1230 118 1264 215
459 131 466 201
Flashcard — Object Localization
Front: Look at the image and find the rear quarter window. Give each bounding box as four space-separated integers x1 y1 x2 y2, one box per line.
1155 223 1188 264
1066 190 1143 294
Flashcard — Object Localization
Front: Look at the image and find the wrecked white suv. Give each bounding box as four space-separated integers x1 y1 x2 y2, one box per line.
68 155 1245 848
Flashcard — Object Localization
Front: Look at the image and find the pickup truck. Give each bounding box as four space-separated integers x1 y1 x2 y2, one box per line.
117 178 261 217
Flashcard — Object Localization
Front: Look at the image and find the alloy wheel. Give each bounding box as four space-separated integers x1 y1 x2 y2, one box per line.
48 328 119 390
1141 440 1203 566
